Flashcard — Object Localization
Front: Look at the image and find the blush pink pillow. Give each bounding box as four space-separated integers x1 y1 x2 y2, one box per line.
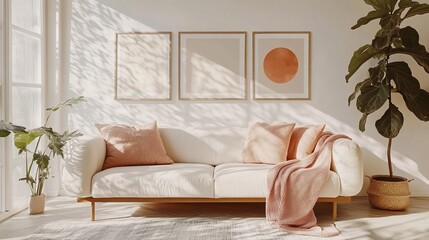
95 122 173 170
287 124 326 160
241 122 295 164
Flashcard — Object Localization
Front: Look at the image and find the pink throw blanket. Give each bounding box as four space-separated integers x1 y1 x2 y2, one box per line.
266 132 349 237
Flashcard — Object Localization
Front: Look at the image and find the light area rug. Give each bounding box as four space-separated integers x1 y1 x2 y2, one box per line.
24 217 346 240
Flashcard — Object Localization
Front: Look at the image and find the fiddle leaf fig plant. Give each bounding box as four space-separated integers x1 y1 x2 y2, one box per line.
346 0 429 179
0 96 85 196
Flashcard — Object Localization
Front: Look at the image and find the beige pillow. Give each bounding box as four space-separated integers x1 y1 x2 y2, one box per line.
241 122 295 164
95 122 173 170
287 124 326 160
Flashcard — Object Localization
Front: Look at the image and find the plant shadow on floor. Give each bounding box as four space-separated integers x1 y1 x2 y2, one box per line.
332 198 429 240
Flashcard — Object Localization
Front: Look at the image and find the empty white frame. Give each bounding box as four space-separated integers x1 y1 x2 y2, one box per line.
179 32 247 100
115 32 172 100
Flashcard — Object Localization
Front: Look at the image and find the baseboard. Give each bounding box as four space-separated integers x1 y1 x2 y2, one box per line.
0 200 28 223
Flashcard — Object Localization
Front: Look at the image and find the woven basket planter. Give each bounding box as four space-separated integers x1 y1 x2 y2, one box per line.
367 175 411 211
28 194 46 215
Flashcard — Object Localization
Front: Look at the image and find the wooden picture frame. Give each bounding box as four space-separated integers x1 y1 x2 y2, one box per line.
253 32 310 100
115 32 172 101
179 32 247 100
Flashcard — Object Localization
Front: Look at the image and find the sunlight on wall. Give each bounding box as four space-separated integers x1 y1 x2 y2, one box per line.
65 0 429 196
117 33 170 99
185 51 245 98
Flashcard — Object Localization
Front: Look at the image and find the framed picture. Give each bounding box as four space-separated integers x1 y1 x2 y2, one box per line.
115 32 172 101
179 32 247 100
253 32 310 100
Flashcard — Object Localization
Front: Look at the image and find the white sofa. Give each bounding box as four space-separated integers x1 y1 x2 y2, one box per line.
62 127 364 221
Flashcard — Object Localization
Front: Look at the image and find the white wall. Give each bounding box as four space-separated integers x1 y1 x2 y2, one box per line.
65 0 429 196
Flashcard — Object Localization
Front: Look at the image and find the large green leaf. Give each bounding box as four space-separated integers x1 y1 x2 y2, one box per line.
372 16 400 51
390 45 429 73
13 128 44 151
0 121 12 137
46 96 85 112
48 138 65 158
388 61 420 100
352 10 389 29
399 26 419 49
388 0 399 11
359 113 369 132
394 7 407 15
403 89 429 121
34 153 50 170
369 63 386 84
0 120 26 137
357 84 390 114
346 45 379 81
395 0 419 15
42 127 58 139
399 0 419 8
380 14 401 29
364 0 392 11
375 104 404 138
43 128 64 158
46 129 82 159
372 34 391 51
404 3 429 19
349 78 372 106
0 130 10 137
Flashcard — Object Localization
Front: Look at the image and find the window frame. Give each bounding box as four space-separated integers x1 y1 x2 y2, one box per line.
0 0 5 214
0 0 46 218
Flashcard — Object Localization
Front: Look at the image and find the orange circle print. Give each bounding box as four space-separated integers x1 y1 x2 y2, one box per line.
263 47 299 83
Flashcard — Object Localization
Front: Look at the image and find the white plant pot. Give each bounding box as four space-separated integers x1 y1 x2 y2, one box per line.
28 194 46 215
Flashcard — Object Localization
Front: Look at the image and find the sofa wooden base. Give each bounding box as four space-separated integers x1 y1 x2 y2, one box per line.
77 196 351 221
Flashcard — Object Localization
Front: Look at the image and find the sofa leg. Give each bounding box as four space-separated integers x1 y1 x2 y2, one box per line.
91 202 95 221
332 202 337 221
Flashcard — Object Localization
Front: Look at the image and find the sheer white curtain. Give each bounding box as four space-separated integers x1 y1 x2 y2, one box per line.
0 0 65 221
0 0 5 215
0 0 44 215
10 0 43 209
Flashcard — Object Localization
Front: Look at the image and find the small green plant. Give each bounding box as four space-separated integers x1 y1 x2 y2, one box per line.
0 96 85 196
346 0 429 179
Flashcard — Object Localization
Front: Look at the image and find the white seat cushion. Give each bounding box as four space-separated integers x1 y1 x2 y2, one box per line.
214 163 340 198
92 163 214 198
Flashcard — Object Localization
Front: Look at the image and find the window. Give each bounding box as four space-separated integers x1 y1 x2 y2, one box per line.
0 0 45 215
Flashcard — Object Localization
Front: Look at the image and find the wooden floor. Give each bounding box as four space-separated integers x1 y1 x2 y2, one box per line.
0 196 428 239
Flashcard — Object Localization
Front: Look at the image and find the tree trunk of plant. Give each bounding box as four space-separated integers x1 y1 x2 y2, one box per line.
387 137 393 178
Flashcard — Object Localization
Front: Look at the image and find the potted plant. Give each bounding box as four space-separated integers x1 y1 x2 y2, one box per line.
0 96 85 214
346 0 429 210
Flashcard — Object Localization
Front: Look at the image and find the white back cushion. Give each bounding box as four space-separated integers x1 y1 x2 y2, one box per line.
159 127 248 165
159 128 217 165
187 127 248 165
